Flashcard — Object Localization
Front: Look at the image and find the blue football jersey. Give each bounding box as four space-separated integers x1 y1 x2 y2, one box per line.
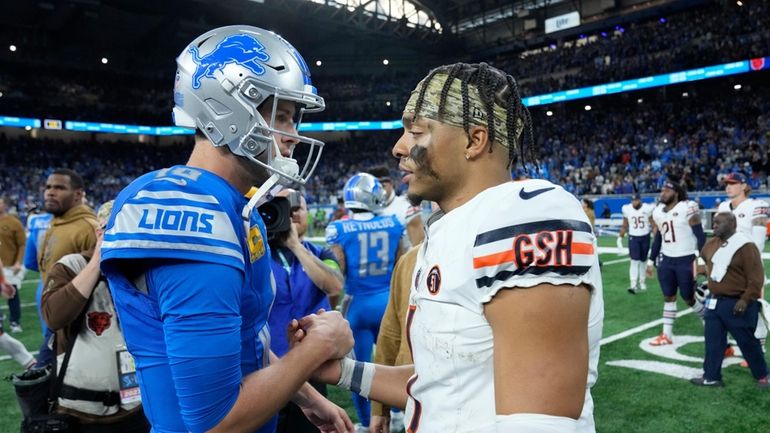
325 213 403 296
101 165 275 433
24 212 53 271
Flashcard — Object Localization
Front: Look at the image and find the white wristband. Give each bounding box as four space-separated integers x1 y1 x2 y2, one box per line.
646 259 655 267
336 357 356 391
336 358 375 399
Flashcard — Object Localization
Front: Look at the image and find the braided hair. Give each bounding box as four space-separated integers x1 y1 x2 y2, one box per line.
411 62 536 168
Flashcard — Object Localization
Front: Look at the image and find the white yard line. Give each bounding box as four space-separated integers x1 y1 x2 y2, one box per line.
602 257 630 266
600 308 693 346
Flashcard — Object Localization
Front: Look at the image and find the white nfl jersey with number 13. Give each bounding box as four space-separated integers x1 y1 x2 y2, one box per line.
652 200 700 257
622 203 654 237
404 180 604 433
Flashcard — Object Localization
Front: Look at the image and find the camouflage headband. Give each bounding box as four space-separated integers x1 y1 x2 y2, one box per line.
403 73 523 149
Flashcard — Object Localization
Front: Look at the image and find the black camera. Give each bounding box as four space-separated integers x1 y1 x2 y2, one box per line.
258 191 301 241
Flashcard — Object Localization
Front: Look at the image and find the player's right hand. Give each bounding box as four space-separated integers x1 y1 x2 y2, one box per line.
298 310 354 360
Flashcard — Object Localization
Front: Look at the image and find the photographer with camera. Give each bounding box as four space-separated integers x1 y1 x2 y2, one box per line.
263 188 345 433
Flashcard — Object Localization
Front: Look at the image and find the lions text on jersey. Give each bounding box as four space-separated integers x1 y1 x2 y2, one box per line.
404 180 603 433
101 165 275 433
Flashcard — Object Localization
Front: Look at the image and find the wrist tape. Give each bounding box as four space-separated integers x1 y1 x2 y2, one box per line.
336 358 375 399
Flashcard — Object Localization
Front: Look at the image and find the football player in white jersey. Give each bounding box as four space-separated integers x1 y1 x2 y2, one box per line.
647 180 706 345
717 172 769 361
618 193 654 294
717 172 768 254
368 165 424 248
306 62 604 433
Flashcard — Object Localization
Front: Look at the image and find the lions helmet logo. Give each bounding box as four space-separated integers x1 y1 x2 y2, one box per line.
189 34 271 89
87 311 112 336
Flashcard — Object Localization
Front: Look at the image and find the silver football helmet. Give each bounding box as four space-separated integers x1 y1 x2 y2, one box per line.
173 25 325 186
343 173 388 213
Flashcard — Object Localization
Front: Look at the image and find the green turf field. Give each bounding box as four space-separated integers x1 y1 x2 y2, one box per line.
2 236 769 432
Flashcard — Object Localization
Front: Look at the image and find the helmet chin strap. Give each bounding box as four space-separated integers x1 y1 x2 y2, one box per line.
242 173 282 233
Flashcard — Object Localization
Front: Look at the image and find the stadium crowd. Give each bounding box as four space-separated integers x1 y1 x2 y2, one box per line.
2 80 768 221
1 2 766 125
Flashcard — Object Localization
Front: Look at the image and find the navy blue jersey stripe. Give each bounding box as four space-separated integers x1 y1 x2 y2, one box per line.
475 265 592 289
474 219 593 247
124 196 223 211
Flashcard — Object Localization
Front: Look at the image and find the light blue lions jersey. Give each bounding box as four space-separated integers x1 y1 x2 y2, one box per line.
325 213 403 296
23 212 53 271
101 165 275 433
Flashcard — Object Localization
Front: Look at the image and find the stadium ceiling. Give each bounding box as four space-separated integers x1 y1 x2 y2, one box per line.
1 0 689 71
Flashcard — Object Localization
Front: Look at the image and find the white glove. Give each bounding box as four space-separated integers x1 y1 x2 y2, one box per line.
616 236 623 250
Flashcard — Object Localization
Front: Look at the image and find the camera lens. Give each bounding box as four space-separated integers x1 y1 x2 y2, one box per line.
259 202 279 230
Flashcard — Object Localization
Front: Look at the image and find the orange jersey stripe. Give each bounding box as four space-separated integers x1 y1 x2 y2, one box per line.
572 242 594 255
473 249 516 269
473 241 595 269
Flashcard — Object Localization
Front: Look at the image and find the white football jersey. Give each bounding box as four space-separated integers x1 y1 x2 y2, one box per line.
405 180 604 433
381 192 421 248
717 198 769 251
621 203 655 237
652 200 700 257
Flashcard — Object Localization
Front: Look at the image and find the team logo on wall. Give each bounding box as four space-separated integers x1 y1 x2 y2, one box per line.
427 265 441 295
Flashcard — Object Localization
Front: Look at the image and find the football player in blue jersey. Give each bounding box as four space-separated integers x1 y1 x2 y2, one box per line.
325 173 404 433
100 26 354 433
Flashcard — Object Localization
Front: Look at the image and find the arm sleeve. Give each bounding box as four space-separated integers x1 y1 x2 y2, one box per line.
146 260 245 433
650 231 662 264
40 261 88 332
751 225 767 252
739 246 765 304
691 223 706 252
14 219 26 264
371 249 413 416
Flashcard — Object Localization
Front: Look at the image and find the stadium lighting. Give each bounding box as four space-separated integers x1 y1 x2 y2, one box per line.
734 84 742 90
101 57 109 64
315 60 322 66
736 1 743 6
637 98 643 104
24 125 32 131
9 44 16 52
659 18 666 23
382 59 389 65
682 92 689 97
386 101 391 106
584 105 591 111
0 92 3 98
546 110 553 117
